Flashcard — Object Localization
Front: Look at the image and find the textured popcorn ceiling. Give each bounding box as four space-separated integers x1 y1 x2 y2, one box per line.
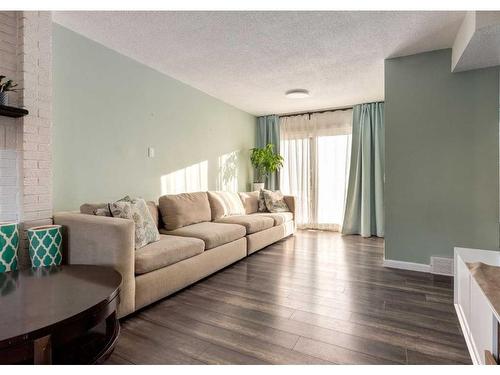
53 11 465 116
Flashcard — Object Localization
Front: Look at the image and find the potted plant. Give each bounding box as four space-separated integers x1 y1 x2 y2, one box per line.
250 143 284 191
0 76 18 106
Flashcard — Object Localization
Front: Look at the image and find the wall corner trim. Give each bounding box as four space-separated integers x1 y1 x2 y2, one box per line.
382 258 431 273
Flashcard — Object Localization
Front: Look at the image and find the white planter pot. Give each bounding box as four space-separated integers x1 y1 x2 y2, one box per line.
252 182 265 191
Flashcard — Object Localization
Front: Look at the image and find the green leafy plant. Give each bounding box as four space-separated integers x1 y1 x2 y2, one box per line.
0 76 18 93
250 144 284 183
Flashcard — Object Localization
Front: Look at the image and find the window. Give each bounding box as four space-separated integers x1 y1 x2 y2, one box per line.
280 110 352 231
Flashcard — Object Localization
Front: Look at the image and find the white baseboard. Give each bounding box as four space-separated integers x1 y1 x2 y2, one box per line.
383 259 431 273
383 257 454 276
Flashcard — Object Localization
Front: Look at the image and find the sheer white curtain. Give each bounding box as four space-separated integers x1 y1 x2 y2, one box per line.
280 110 352 231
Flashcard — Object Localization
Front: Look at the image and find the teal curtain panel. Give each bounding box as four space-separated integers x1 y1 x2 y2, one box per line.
342 102 385 237
257 115 280 190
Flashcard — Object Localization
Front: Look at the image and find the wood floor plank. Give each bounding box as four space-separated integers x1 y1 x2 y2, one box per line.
405 337 471 364
199 272 460 330
181 285 300 319
138 310 331 364
199 277 459 325
348 311 465 347
149 300 301 349
293 337 399 365
197 344 270 365
206 271 455 318
406 349 469 365
164 295 407 363
115 318 207 364
188 283 353 321
107 230 471 365
290 309 467 352
105 353 134 365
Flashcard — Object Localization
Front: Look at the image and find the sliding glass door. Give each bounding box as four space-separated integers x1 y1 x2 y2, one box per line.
316 134 351 230
279 110 352 231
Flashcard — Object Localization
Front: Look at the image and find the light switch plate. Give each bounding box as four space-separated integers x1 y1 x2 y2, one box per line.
148 147 155 158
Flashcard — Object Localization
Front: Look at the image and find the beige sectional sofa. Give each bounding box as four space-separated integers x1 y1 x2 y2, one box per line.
54 191 295 318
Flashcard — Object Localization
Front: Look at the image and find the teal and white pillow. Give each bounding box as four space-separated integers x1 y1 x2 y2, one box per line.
110 197 160 249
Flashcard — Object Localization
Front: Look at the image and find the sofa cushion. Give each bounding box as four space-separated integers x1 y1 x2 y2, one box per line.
159 192 211 230
161 222 246 249
207 191 246 220
215 215 274 234
135 234 205 275
250 212 294 226
238 191 260 214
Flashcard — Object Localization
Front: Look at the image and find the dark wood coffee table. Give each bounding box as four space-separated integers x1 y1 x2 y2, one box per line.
0 265 121 364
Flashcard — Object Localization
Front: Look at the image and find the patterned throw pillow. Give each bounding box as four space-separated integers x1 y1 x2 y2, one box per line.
94 206 111 216
92 196 132 216
109 197 160 249
258 189 269 212
262 190 290 213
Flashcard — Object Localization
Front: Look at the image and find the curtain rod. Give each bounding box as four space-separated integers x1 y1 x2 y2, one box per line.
277 105 353 118
275 101 383 118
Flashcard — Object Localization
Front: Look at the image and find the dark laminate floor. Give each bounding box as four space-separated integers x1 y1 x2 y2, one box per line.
106 230 471 365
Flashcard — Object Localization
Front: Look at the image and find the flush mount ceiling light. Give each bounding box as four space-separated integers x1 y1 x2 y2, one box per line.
285 89 310 99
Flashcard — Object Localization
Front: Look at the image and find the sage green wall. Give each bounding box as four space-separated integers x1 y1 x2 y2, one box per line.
53 25 256 211
385 49 499 265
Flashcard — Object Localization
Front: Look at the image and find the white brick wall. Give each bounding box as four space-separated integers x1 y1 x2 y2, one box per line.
0 11 53 268
0 149 19 221
0 11 21 224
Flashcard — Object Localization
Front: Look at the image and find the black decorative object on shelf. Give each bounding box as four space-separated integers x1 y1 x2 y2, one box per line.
0 105 29 118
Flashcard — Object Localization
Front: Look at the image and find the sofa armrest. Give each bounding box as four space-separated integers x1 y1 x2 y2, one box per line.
53 212 136 317
283 195 297 221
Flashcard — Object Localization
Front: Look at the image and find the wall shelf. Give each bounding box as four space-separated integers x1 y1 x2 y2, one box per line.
0 105 29 118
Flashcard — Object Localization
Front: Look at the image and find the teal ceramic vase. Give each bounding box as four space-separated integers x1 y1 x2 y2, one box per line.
0 222 19 272
28 225 63 267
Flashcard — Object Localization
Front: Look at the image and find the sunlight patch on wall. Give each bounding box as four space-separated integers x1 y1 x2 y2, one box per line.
160 160 208 195
216 151 239 192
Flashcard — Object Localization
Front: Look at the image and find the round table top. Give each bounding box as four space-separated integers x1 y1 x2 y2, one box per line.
0 265 121 343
